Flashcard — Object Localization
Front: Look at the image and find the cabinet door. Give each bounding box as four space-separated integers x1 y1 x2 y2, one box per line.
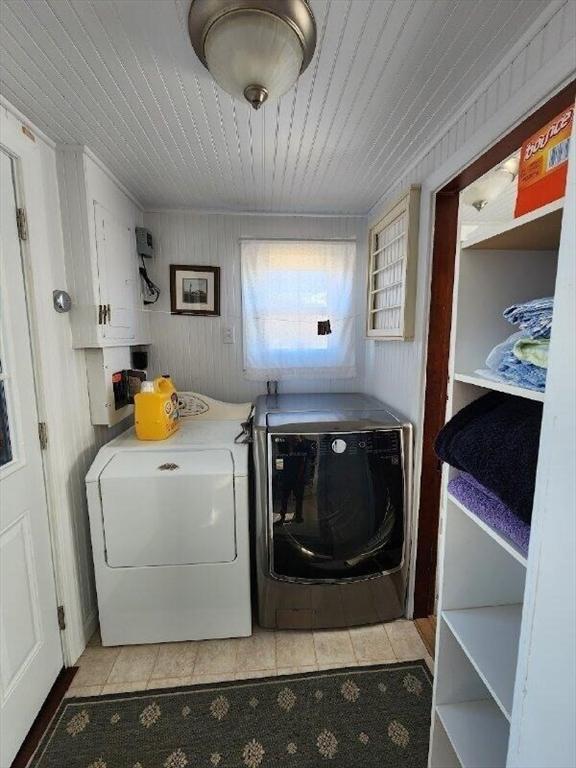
93 201 138 341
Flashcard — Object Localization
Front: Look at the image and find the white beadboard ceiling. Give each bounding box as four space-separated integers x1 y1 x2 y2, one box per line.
1 0 550 214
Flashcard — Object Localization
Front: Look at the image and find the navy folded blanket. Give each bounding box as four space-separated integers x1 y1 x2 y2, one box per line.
435 392 542 523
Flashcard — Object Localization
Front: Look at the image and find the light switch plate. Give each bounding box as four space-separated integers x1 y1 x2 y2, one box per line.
223 325 235 344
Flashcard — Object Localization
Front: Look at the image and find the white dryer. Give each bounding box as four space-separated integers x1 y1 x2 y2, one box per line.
86 393 252 646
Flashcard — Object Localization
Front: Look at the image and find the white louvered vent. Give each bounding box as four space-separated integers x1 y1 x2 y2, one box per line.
366 187 420 340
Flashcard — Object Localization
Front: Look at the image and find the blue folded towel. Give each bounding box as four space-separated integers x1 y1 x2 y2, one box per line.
486 331 525 370
497 350 547 391
481 330 547 392
503 297 554 339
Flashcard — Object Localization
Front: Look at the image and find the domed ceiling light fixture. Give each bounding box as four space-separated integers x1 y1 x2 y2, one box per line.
461 161 518 212
188 0 316 110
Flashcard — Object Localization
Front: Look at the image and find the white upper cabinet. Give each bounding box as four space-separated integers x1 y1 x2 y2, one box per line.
93 202 138 341
56 146 150 348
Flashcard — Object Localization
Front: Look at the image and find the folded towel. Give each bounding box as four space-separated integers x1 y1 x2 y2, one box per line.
435 392 543 523
503 296 554 339
486 331 526 371
497 351 547 391
474 367 546 393
513 337 550 368
448 474 530 556
482 331 547 391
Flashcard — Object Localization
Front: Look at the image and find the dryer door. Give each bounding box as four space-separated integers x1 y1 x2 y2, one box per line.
100 449 236 567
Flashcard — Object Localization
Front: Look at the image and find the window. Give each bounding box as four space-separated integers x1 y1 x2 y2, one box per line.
241 239 356 380
367 186 420 340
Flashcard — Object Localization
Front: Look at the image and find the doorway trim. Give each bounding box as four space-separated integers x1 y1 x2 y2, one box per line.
413 79 576 618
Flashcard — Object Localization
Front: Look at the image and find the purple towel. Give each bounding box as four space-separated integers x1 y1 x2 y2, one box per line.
448 473 530 557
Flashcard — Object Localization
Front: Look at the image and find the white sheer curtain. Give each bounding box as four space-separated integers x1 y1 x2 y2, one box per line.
241 239 356 380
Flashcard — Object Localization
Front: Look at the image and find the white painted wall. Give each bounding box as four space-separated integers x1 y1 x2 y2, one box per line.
143 210 366 402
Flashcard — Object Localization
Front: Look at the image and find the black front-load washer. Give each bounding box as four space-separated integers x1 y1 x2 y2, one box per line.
252 393 412 629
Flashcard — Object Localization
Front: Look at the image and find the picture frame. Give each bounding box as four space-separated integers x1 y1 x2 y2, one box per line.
170 264 220 316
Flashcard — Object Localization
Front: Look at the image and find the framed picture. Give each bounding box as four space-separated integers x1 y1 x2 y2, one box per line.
170 265 220 316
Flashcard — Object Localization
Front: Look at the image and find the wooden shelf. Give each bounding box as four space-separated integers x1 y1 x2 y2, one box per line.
448 493 528 567
442 606 523 720
454 372 545 402
436 700 509 768
461 199 563 251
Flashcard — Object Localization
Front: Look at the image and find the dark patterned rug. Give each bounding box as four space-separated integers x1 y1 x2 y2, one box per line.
29 661 432 768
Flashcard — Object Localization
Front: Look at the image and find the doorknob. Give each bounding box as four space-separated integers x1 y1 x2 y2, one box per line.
52 289 71 313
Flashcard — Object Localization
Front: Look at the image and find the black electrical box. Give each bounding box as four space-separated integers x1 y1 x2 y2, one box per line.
112 369 146 411
135 227 154 258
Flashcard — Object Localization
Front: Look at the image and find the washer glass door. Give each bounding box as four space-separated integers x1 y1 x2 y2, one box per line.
269 429 404 581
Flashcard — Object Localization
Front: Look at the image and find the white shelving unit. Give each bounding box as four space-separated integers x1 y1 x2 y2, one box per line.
452 373 545 403
448 493 528 568
442 605 522 719
437 701 510 768
428 191 564 767
460 198 563 251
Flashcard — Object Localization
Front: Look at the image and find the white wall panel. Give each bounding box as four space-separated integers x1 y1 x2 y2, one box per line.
143 211 365 402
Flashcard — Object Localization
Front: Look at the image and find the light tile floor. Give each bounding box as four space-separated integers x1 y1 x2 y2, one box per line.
66 620 432 698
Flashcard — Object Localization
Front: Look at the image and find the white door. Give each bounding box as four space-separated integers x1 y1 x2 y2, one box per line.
0 151 63 766
93 201 138 341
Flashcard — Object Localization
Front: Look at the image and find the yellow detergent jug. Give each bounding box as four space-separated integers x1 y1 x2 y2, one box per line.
134 376 180 441
159 373 177 397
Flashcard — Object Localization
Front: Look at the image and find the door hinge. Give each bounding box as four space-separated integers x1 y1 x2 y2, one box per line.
57 605 66 630
38 422 48 450
16 207 28 241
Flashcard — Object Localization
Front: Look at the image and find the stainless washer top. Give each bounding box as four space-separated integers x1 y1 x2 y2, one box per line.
254 393 406 431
